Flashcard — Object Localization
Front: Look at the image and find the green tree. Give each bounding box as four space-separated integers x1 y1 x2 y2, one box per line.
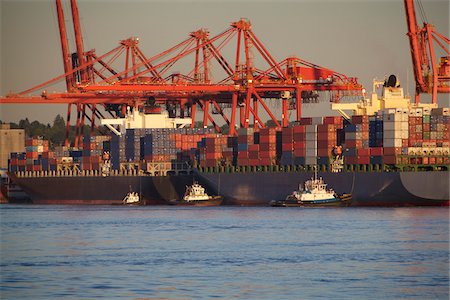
50 114 66 146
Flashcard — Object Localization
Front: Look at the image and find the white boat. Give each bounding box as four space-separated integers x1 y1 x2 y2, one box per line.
271 168 351 207
168 182 223 206
123 191 140 205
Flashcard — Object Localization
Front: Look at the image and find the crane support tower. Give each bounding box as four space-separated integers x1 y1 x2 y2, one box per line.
404 0 450 104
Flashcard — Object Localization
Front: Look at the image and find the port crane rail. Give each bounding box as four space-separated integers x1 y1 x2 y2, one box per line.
0 0 362 146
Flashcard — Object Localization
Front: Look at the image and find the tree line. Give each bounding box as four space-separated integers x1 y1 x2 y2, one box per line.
1 115 105 147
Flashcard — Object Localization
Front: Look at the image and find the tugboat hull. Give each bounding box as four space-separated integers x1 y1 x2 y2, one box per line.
167 196 223 206
270 194 352 207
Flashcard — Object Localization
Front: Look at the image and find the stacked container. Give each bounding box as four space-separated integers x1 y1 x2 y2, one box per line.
382 108 409 165
317 116 343 165
24 137 54 171
259 128 278 166
343 115 369 164
280 127 294 165
236 128 254 166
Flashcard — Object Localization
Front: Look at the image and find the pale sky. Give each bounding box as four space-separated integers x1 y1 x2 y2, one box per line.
1 0 449 124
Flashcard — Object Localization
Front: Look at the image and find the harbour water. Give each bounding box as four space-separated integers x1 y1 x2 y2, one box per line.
0 205 449 299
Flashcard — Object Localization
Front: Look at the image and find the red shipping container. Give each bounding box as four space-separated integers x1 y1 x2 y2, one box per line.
260 128 277 136
260 135 276 144
409 157 422 164
429 157 436 165
237 158 249 166
237 151 249 159
248 144 260 151
317 132 336 141
293 125 306 133
356 156 370 164
260 150 276 158
26 152 39 159
260 158 272 166
351 115 369 124
370 147 383 156
317 140 334 149
345 140 362 148
294 141 306 149
293 148 306 157
317 148 330 156
206 152 221 160
282 143 293 152
222 151 233 159
323 116 342 125
384 155 399 164
249 159 261 166
317 124 332 133
298 118 312 125
345 156 357 164
249 151 259 159
357 149 370 156
90 156 101 163
293 133 306 141
282 127 294 136
384 147 402 155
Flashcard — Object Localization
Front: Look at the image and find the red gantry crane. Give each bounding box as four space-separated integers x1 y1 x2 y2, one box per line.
0 0 362 146
404 0 450 104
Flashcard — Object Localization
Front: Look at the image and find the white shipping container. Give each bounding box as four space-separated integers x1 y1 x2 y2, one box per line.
306 149 317 157
383 121 402 131
383 130 403 139
311 117 324 125
382 113 402 122
409 108 423 116
380 108 397 115
401 113 409 122
422 107 431 115
306 132 317 141
383 138 402 148
305 125 317 133
305 156 317 165
401 122 409 131
305 140 317 147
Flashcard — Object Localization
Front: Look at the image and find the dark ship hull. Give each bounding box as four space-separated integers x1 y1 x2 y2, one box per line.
10 174 195 205
7 171 450 206
198 170 450 206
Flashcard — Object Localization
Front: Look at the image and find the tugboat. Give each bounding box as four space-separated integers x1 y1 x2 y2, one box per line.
122 185 142 205
168 182 223 206
270 169 352 207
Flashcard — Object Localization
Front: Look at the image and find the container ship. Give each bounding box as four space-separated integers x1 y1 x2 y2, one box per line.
1 1 449 206
6 80 450 206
